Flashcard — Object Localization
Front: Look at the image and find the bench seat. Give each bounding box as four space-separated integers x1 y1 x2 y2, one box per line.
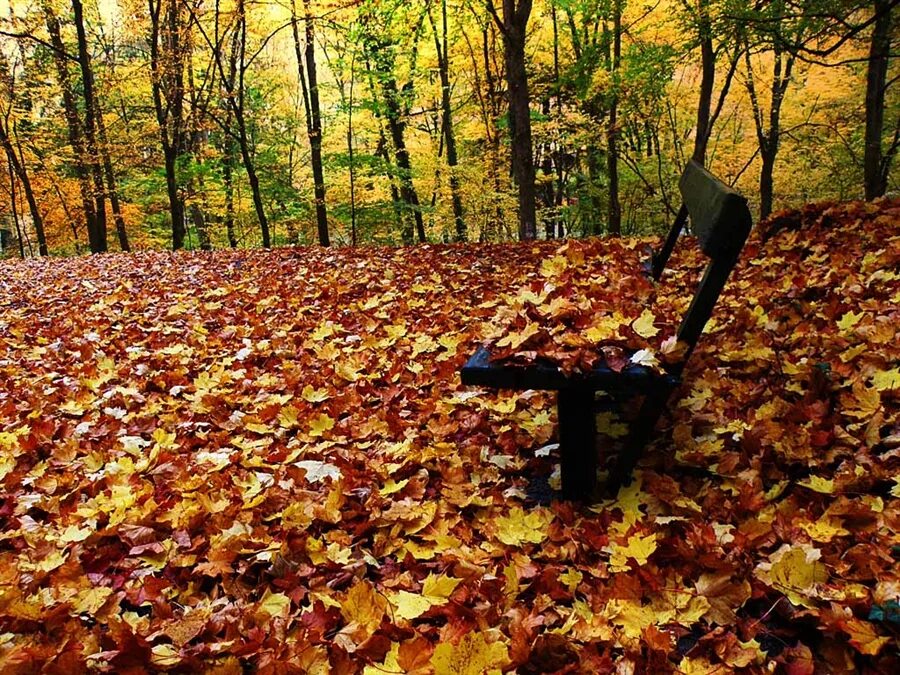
461 345 679 393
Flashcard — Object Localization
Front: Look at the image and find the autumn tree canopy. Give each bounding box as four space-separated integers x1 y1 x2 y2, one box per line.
0 0 896 255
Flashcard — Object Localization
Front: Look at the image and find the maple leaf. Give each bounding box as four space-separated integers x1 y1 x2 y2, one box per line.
295 460 341 484
390 590 434 621
431 631 509 675
495 506 553 546
308 413 335 437
797 476 835 493
870 366 899 391
632 309 660 338
256 588 292 619
755 544 828 608
604 532 657 573
839 617 891 655
495 321 541 350
422 573 462 600
341 581 386 635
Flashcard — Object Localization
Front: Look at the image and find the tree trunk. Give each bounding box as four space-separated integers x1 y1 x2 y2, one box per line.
236 121 270 247
96 107 130 251
44 6 97 249
292 1 330 246
163 148 185 248
606 0 622 236
231 0 270 247
72 0 108 253
500 0 537 240
864 0 893 200
693 0 714 165
1 130 48 255
433 0 466 241
148 0 187 250
222 133 237 248
7 157 26 258
759 146 776 219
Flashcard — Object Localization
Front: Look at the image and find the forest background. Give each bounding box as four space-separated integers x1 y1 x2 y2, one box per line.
0 0 896 256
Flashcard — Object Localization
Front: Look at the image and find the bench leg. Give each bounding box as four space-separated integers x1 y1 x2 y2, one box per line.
606 388 670 494
557 387 597 500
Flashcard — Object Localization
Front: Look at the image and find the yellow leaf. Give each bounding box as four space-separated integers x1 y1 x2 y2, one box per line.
59 524 93 544
842 618 891 655
151 428 178 450
278 406 300 428
632 309 660 338
800 517 849 542
150 643 182 668
308 413 335 437
559 568 583 592
891 477 900 498
797 476 834 493
431 631 509 675
422 573 462 600
596 412 628 438
364 642 402 675
379 478 409 496
301 384 331 403
836 311 864 331
755 544 827 608
72 586 114 615
606 599 663 639
495 322 540 350
540 255 568 278
604 532 657 573
583 313 626 343
871 366 900 391
495 506 554 546
842 381 881 418
390 590 434 621
341 581 386 634
256 589 292 619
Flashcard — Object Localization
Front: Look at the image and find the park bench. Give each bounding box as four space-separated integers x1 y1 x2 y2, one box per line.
461 160 753 500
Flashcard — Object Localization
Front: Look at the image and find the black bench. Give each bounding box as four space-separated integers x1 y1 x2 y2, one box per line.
461 160 753 500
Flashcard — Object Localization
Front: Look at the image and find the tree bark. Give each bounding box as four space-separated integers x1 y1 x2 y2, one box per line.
72 0 108 253
96 107 130 251
363 33 426 244
292 0 329 245
495 0 537 240
864 0 893 200
693 0 715 164
432 0 467 241
1 127 48 255
148 0 187 250
606 0 622 236
44 5 98 250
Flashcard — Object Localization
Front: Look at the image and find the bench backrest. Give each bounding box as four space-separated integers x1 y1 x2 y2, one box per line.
653 160 753 373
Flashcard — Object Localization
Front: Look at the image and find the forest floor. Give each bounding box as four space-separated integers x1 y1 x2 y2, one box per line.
0 200 897 673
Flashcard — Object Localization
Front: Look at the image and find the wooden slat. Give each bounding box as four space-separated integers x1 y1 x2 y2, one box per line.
460 346 679 392
679 159 752 259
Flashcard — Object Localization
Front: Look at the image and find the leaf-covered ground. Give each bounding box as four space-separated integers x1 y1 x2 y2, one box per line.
0 200 898 673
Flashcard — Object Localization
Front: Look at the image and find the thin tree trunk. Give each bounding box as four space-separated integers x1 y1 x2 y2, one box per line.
1 127 47 255
148 0 187 250
291 0 330 245
72 0 108 253
496 0 537 240
222 135 237 248
233 0 270 247
431 0 466 241
864 0 893 199
7 157 26 258
44 5 97 249
606 0 622 236
96 107 130 251
693 0 714 164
